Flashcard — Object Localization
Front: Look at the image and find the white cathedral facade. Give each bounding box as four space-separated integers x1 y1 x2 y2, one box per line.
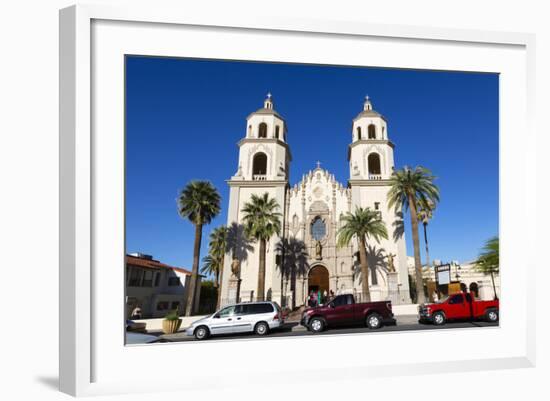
220 94 412 308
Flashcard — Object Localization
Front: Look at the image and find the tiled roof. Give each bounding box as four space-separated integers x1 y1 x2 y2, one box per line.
126 255 192 275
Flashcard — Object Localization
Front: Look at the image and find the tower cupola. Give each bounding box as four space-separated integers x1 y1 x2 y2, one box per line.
348 95 394 180
245 93 287 141
363 95 373 111
264 92 274 110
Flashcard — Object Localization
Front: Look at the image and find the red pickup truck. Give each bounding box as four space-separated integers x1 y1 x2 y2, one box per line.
300 293 396 332
418 292 499 325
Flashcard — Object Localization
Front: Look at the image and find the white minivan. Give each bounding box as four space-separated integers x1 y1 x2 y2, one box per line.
186 302 284 340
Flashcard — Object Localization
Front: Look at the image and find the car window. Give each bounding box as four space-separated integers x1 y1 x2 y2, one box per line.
248 303 274 314
346 295 354 305
234 305 246 315
449 294 464 304
218 306 236 317
331 295 346 307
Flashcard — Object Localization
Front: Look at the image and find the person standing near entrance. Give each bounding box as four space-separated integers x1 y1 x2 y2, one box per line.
317 289 322 306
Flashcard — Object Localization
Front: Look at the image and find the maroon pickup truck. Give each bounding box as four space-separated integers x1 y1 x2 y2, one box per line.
418 292 499 325
300 294 396 332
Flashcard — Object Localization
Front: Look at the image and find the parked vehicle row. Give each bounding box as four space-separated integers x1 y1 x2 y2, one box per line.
184 292 499 340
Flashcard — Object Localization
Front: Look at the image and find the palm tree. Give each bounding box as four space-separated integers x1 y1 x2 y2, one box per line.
417 199 435 269
208 225 228 309
275 237 310 309
177 181 221 316
474 236 499 300
388 166 439 304
200 255 219 285
241 193 282 301
337 207 388 302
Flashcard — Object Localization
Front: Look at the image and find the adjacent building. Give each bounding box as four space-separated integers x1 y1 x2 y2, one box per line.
125 253 200 318
407 257 501 301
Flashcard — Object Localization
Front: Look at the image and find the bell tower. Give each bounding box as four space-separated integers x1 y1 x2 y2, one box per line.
348 96 395 180
348 96 411 304
220 93 291 305
231 93 290 181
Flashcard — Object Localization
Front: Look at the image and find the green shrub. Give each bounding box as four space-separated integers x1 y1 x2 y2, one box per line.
164 307 181 321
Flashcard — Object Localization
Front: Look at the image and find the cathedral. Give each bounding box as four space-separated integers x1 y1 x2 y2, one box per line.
219 94 412 308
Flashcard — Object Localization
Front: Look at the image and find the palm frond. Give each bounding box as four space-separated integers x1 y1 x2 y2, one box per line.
336 207 388 248
177 181 221 225
241 193 282 242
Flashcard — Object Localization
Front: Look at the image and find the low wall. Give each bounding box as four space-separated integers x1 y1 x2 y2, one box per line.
133 316 208 333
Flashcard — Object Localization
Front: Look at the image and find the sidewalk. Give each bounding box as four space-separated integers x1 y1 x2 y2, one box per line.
132 315 207 333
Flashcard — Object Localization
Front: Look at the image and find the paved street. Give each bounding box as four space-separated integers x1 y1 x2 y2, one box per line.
149 314 498 343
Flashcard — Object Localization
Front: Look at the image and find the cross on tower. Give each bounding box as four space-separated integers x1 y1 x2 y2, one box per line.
316 161 321 169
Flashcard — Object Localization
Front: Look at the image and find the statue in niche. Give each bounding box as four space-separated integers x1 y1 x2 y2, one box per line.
277 161 286 176
387 253 396 272
315 240 322 260
353 162 360 176
231 257 241 278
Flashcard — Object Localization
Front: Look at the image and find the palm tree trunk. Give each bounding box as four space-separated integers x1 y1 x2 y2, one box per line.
409 194 425 304
359 237 371 302
490 271 498 300
423 222 430 268
216 255 224 310
185 223 202 316
257 238 266 301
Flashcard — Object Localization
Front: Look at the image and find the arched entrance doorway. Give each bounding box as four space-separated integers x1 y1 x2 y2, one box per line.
308 265 329 304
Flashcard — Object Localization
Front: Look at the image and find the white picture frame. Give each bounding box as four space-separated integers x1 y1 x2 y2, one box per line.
59 4 536 397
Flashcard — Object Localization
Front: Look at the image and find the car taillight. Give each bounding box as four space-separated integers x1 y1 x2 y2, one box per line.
386 302 392 310
273 313 279 320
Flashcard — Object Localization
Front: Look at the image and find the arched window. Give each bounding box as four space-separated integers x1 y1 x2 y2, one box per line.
275 125 280 139
368 124 376 139
357 126 362 140
368 153 381 175
311 216 326 240
258 123 267 138
252 152 267 175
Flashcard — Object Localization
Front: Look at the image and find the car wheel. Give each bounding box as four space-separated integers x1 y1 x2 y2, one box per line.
366 313 383 329
194 326 210 340
432 311 446 326
309 317 325 333
254 321 269 336
486 309 499 323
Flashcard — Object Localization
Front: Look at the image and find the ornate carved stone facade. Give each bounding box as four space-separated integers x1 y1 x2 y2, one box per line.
219 94 412 308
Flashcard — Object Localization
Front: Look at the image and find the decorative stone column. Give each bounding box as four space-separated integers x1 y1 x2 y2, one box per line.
227 278 241 305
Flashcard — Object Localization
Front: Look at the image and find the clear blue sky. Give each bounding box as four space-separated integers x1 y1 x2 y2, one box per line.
126 56 498 271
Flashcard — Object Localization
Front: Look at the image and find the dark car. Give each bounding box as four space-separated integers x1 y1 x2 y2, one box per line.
300 294 396 332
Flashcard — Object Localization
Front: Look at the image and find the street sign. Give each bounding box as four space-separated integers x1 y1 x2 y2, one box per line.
435 264 451 285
